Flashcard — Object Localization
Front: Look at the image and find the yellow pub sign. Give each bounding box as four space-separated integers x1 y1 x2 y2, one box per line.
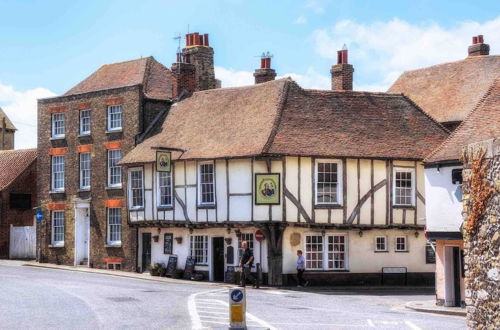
156 151 171 172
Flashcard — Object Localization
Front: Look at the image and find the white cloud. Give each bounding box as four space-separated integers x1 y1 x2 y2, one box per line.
279 68 330 90
294 16 307 24
304 0 329 14
215 67 254 88
0 82 56 149
312 16 500 90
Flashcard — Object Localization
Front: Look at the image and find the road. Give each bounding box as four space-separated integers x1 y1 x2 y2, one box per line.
0 263 466 330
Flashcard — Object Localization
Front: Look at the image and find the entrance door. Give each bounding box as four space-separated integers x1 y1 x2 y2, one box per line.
444 246 461 307
142 233 152 272
452 247 461 307
212 237 225 282
75 208 90 266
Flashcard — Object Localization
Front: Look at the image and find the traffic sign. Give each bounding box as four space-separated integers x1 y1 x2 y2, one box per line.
229 288 246 328
36 209 43 223
255 229 265 242
230 289 244 303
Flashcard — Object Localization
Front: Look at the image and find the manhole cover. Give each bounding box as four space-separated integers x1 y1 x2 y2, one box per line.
106 297 139 302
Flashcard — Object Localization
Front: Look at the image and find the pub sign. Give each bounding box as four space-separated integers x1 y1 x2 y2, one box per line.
156 151 171 172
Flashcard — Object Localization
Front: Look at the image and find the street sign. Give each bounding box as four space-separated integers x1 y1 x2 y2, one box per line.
255 229 265 242
229 288 246 328
36 209 43 223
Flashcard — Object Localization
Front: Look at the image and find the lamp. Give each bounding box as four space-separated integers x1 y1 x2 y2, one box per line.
414 231 419 238
358 230 363 237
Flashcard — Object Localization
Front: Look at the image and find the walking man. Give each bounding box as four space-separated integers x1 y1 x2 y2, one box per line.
239 240 257 288
296 250 308 287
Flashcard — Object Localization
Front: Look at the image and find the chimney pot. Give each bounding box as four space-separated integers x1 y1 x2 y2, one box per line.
478 35 484 43
204 34 209 46
260 58 266 69
254 55 276 84
468 34 489 57
472 36 478 44
186 34 190 46
331 48 353 91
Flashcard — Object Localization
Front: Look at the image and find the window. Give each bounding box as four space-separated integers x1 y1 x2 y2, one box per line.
107 105 122 131
164 233 173 254
393 168 415 206
80 109 91 135
79 152 91 189
129 168 144 209
51 113 65 138
199 162 215 205
9 193 31 210
190 235 208 264
52 211 65 245
395 236 408 252
107 208 121 244
107 150 122 187
315 160 342 205
305 235 323 269
238 233 254 261
375 236 387 252
327 235 347 270
158 171 172 207
51 155 65 191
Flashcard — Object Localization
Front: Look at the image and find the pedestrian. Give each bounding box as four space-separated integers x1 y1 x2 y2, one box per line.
296 250 308 287
239 240 258 288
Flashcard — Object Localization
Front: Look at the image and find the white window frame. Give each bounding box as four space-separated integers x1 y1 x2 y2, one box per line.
198 161 215 206
51 113 65 138
190 235 208 265
107 149 122 188
79 152 91 190
315 159 343 205
395 236 408 252
393 167 415 206
107 105 123 131
79 109 91 135
51 211 65 245
51 155 65 192
128 167 144 209
375 236 388 252
304 233 349 270
157 171 173 207
107 208 122 245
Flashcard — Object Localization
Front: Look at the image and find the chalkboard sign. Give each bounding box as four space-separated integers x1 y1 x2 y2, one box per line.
226 246 234 265
164 233 173 254
426 244 436 264
225 266 235 284
165 255 177 277
183 257 195 280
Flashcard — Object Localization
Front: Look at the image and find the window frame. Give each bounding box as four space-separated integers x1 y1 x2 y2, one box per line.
107 149 122 188
79 152 91 190
128 167 144 210
107 208 122 245
375 236 388 252
51 155 65 192
51 113 65 138
189 235 208 265
107 105 123 131
304 233 349 270
51 211 65 246
392 167 415 207
157 170 173 208
305 234 324 270
79 109 91 135
395 236 408 252
198 161 216 206
315 159 343 206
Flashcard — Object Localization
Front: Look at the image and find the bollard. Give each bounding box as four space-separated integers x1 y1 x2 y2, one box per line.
229 287 246 329
256 263 262 288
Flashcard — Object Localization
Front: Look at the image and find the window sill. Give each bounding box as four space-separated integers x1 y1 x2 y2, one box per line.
314 204 343 209
129 207 144 211
50 136 66 141
49 244 65 248
374 250 389 253
157 206 174 211
78 133 91 138
395 250 409 253
106 186 123 190
105 244 122 248
106 129 123 134
78 188 91 192
197 204 216 209
49 190 65 194
392 205 415 209
305 269 350 273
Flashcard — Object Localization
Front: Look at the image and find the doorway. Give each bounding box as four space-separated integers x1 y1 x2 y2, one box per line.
444 246 462 307
142 233 152 272
212 237 225 282
75 207 90 266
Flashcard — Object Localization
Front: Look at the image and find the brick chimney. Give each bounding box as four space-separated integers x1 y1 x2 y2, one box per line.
331 48 354 91
182 32 216 91
171 52 196 99
468 35 490 57
254 54 276 84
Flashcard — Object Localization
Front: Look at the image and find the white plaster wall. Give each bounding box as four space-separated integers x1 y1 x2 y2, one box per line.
424 166 463 231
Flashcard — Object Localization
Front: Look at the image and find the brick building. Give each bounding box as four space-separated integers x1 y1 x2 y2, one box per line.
0 149 37 257
37 32 217 270
0 107 16 150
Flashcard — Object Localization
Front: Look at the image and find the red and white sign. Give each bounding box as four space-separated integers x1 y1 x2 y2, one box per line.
255 230 265 242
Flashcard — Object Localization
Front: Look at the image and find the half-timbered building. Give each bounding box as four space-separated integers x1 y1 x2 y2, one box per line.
120 53 449 285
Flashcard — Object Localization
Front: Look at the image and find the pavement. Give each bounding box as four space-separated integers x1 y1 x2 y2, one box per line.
405 300 466 316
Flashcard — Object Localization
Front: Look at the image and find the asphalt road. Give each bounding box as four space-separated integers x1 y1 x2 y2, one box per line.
0 264 466 330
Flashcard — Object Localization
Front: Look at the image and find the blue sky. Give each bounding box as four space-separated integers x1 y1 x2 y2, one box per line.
0 0 499 148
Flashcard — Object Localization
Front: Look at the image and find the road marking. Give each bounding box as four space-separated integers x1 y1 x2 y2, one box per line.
404 320 423 330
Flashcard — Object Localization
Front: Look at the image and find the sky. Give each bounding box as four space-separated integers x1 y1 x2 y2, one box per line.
0 0 499 149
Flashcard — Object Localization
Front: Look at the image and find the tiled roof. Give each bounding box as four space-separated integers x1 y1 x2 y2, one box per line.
0 107 16 130
0 149 36 191
425 79 500 164
389 55 500 123
64 56 174 100
120 78 448 164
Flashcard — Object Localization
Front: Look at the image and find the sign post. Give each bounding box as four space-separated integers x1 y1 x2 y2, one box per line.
229 288 246 329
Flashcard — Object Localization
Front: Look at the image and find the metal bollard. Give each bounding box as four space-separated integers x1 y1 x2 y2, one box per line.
256 263 262 288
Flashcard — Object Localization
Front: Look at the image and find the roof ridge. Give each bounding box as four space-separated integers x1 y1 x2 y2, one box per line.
304 89 404 97
398 54 500 76
100 56 153 68
191 77 291 95
423 78 498 163
262 79 293 153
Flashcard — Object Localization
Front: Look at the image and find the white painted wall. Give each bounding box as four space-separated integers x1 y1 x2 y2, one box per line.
424 166 463 232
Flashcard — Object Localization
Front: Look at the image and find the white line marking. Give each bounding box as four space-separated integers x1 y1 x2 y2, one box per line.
215 299 276 330
367 319 375 327
404 320 423 330
198 311 228 315
188 289 225 330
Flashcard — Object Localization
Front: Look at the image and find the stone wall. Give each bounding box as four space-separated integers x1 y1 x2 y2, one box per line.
462 138 499 329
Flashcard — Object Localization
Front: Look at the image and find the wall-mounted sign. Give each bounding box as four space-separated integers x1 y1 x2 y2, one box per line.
255 173 280 205
156 151 171 172
36 209 43 223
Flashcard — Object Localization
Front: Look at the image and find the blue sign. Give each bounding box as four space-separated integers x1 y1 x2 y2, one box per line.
36 209 43 223
231 289 244 303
